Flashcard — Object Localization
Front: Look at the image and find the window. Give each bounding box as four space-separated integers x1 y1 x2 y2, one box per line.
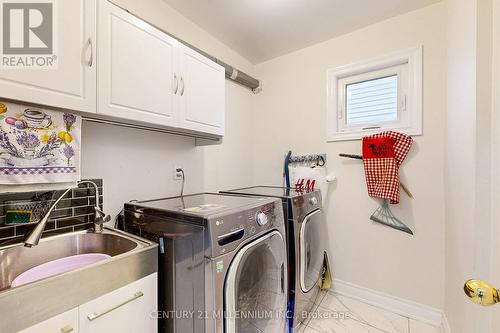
345 74 398 125
327 47 422 141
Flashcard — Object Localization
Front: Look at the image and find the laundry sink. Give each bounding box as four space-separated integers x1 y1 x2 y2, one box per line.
0 227 158 333
0 229 139 292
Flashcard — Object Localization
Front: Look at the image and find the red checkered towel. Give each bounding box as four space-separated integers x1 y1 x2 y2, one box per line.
362 131 413 204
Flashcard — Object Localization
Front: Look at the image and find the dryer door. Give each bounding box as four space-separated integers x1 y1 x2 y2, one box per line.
300 209 325 293
225 231 287 333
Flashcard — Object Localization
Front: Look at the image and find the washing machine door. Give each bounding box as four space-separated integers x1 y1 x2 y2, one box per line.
225 230 287 333
299 209 325 293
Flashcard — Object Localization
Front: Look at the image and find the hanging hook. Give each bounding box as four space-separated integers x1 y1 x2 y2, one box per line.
318 155 326 167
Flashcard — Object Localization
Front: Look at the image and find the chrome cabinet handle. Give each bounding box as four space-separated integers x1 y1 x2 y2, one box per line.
173 74 179 94
87 291 144 322
61 325 74 333
87 38 93 67
180 77 185 96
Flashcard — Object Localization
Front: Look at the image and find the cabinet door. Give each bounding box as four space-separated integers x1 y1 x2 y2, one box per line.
0 0 96 113
19 308 79 333
178 44 225 136
79 273 157 333
98 0 179 127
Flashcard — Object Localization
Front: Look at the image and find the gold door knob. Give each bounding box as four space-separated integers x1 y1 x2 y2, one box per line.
464 279 500 306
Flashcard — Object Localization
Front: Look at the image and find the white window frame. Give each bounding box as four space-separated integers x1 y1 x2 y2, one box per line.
327 46 423 142
339 65 406 132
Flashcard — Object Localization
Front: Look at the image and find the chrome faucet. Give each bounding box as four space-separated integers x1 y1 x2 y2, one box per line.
24 180 111 248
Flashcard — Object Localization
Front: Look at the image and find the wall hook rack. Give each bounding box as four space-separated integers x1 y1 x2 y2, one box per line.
288 154 327 166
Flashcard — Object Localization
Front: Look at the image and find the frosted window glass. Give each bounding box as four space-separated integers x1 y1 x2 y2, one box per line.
346 75 398 125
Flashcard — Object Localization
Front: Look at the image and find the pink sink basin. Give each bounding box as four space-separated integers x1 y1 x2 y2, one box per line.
11 253 111 288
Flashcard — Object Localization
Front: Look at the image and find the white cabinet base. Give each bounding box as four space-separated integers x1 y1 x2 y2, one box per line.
20 273 157 333
20 308 79 333
79 273 157 333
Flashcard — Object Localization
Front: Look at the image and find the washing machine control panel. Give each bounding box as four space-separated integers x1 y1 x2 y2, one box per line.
209 199 283 257
249 203 274 229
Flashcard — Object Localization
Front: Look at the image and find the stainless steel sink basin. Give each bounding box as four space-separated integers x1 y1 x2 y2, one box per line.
0 227 158 333
0 229 140 292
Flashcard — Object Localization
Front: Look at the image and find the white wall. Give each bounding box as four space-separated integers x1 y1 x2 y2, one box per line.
444 0 498 332
81 122 204 216
444 0 479 329
492 1 500 331
81 0 256 217
252 3 447 309
203 82 255 192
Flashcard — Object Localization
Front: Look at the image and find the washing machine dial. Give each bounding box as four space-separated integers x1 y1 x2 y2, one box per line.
309 197 318 206
256 212 269 226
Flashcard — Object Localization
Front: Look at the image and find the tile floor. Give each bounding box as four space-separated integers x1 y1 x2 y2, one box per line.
298 291 442 333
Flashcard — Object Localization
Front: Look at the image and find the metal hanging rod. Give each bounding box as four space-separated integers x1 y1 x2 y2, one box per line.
114 2 262 93
82 116 220 142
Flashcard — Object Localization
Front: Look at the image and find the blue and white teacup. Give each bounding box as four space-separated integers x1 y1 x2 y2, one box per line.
23 109 51 128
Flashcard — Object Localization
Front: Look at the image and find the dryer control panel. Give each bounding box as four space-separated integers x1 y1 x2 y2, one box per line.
208 199 284 258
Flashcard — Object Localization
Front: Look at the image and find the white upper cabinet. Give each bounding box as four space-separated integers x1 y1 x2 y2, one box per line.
98 0 225 136
0 0 226 138
0 0 97 113
97 0 179 127
178 44 225 136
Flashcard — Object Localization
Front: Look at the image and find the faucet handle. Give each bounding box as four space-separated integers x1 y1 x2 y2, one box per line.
94 207 111 224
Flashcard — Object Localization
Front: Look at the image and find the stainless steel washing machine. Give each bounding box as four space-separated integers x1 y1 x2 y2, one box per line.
124 193 288 333
221 187 326 331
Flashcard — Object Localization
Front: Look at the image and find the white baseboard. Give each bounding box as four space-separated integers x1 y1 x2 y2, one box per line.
333 279 447 330
441 315 451 333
